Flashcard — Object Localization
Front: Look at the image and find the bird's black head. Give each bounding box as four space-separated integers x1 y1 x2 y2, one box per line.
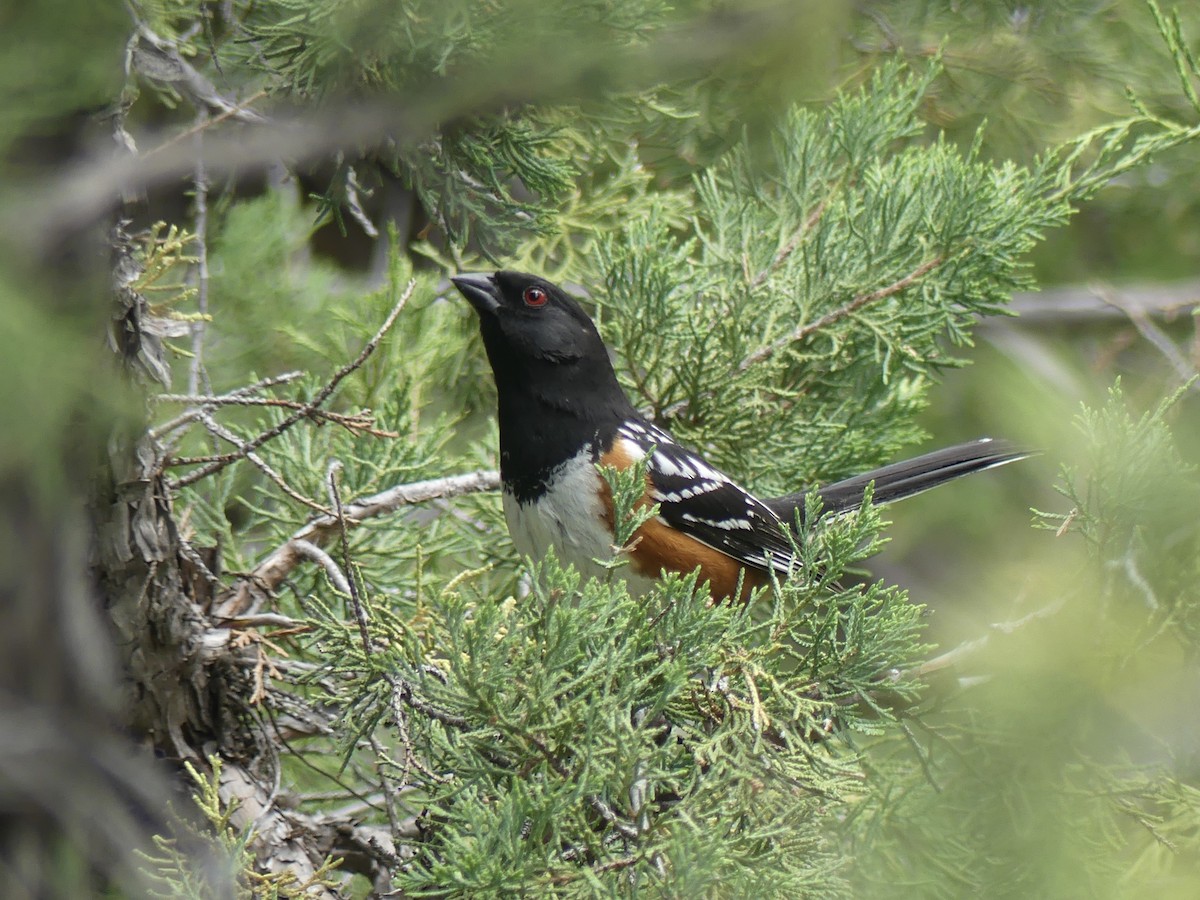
451 270 609 368
452 271 635 467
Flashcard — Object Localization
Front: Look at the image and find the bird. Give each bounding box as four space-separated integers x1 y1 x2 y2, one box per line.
452 270 1027 601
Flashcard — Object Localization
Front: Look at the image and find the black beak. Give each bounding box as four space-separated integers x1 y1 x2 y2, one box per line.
451 272 501 315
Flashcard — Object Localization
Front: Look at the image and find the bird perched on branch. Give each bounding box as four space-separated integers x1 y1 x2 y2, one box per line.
453 271 1026 600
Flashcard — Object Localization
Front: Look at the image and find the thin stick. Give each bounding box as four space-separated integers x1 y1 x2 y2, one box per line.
188 114 211 396
899 596 1066 682
144 89 271 161
151 371 304 439
157 395 397 438
1100 287 1198 386
171 279 415 489
214 469 499 618
328 461 372 658
198 412 331 515
290 540 352 596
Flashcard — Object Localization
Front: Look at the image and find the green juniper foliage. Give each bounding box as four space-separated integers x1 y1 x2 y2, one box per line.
22 0 1193 896
304 498 921 895
1038 380 1200 637
168 42 1200 895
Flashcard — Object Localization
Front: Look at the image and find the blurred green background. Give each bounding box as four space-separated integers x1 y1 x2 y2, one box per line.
4 1 1200 896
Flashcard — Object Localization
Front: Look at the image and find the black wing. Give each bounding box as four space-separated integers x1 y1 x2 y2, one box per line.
616 421 797 576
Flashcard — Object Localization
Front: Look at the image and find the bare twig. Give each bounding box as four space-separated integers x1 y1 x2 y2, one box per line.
20 4 808 248
342 161 379 238
387 675 470 730
998 278 1200 322
1100 287 1198 386
215 469 499 617
143 88 271 162
188 114 211 396
386 683 452 785
290 540 352 596
170 278 415 489
367 735 404 841
151 371 304 438
165 451 244 466
197 412 331 514
898 596 1067 682
159 394 397 438
222 613 305 629
131 24 266 125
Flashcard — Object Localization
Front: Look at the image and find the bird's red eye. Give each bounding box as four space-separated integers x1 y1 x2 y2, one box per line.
523 286 548 308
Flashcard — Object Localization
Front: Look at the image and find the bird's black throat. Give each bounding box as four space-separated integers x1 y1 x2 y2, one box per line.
484 342 635 503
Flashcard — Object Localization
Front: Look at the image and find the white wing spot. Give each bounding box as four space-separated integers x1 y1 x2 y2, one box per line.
617 436 646 461
652 450 694 479
680 513 754 531
690 459 728 483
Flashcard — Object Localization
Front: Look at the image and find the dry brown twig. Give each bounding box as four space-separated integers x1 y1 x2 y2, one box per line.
151 371 305 438
213 469 500 619
158 394 398 441
197 412 332 515
170 278 416 489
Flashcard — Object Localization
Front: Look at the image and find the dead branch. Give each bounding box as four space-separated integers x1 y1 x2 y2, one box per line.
158 393 397 439
197 412 332 514
291 540 352 596
19 4 801 250
151 371 305 438
188 112 211 396
214 469 500 618
1099 287 1198 386
170 279 415 489
896 597 1067 683
131 25 266 125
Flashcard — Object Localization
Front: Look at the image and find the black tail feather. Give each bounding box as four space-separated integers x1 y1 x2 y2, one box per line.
764 438 1031 524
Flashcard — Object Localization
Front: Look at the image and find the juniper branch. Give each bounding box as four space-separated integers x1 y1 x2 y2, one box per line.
214 469 499 617
170 279 415 489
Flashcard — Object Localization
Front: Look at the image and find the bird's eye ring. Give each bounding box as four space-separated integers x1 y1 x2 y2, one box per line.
523 286 548 308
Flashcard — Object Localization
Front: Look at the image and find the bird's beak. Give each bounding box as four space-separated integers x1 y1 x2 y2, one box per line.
451 272 501 315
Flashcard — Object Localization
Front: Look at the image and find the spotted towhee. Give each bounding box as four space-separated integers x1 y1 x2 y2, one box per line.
453 271 1027 601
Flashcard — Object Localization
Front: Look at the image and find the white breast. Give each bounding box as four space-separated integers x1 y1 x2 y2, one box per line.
502 447 659 594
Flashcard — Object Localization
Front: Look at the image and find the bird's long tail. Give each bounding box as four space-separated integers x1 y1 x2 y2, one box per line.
763 438 1030 523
